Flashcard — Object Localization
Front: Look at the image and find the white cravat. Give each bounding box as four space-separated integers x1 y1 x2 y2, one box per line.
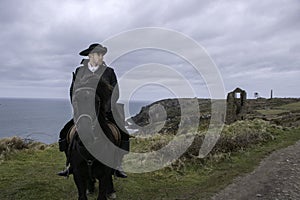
88 62 99 73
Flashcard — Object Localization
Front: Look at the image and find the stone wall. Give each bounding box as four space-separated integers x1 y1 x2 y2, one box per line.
226 88 247 124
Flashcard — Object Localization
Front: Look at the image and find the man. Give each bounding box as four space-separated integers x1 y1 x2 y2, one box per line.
58 43 129 178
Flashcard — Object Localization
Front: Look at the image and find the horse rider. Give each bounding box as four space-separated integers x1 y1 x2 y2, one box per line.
57 43 130 178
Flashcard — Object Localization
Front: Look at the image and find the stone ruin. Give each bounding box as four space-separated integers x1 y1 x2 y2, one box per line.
226 87 247 124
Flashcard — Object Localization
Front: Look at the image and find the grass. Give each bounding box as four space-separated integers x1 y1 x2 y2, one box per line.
277 101 300 111
256 101 300 115
0 144 77 200
256 109 287 115
0 124 300 199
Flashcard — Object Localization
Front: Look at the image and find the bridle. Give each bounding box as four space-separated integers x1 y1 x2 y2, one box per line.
73 86 101 131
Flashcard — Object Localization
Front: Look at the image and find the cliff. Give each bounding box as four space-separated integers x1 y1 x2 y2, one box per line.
127 98 300 134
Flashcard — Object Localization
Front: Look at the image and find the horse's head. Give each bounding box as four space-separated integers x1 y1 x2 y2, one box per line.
72 86 98 143
73 86 98 118
72 72 113 145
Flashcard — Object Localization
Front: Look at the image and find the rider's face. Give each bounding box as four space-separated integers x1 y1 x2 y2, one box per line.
88 52 103 66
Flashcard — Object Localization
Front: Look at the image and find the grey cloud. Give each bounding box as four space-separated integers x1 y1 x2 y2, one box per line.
0 0 299 99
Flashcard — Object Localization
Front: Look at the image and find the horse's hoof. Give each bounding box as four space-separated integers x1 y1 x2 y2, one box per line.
86 189 94 195
106 192 117 199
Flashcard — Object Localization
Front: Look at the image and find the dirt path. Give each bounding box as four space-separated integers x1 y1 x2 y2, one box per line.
212 141 300 200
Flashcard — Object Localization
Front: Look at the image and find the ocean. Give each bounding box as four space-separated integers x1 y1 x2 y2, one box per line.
0 98 150 144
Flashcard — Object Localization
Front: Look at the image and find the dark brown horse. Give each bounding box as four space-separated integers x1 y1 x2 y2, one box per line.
70 70 120 200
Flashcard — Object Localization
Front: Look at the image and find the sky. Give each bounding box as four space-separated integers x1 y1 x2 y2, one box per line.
0 0 299 101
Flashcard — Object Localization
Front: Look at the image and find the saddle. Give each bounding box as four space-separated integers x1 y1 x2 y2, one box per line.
107 122 121 146
66 122 121 146
67 125 77 144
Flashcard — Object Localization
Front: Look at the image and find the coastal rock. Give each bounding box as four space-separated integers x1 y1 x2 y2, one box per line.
127 97 300 135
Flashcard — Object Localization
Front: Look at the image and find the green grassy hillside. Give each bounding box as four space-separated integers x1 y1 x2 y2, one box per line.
256 101 300 115
1 120 300 200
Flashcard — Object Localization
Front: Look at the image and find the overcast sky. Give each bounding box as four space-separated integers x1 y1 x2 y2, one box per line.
0 0 299 101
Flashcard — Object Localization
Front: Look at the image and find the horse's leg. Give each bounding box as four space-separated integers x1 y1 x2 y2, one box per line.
73 168 88 200
105 176 116 200
97 173 111 200
87 177 96 194
106 173 115 196
97 177 108 200
97 168 114 200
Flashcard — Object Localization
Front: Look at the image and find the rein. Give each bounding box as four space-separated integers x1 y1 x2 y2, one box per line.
74 114 94 128
74 86 96 93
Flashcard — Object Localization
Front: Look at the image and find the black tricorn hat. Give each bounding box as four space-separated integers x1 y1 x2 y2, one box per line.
79 43 107 56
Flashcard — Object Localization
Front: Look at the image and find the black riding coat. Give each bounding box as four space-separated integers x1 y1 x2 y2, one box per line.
59 60 129 147
70 59 119 115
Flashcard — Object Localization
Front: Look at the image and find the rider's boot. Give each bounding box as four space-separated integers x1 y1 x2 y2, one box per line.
57 165 73 177
115 165 127 178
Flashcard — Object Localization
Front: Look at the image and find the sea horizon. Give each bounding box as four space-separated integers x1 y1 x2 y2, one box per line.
0 97 151 144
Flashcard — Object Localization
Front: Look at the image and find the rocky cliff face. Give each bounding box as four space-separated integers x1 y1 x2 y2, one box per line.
127 98 300 135
127 98 212 134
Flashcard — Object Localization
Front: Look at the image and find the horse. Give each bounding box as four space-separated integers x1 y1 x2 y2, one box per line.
70 71 121 200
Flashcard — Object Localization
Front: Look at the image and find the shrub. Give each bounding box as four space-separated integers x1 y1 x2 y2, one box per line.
0 136 46 160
